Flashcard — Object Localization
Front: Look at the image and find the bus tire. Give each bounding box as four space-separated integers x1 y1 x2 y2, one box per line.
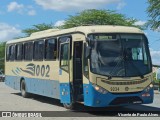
21 80 30 98
63 102 75 110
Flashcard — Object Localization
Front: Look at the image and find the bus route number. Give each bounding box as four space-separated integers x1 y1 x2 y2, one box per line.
110 87 119 91
35 65 50 77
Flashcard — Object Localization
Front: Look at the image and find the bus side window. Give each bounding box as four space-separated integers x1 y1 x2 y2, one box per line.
58 36 72 60
60 43 69 72
15 44 23 61
83 43 89 78
6 46 11 61
10 45 15 61
34 40 44 61
45 38 57 60
24 42 33 61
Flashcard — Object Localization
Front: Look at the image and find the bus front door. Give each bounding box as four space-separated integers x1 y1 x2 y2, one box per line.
59 42 71 104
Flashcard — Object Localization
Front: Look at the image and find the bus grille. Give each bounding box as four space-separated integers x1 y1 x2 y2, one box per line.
99 77 148 85
109 96 143 105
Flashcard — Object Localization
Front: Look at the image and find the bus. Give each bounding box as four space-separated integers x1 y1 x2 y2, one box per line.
5 25 153 109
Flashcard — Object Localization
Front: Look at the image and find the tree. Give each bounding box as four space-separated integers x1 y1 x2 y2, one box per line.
0 42 6 73
147 0 160 31
22 9 144 36
62 9 142 29
22 23 53 36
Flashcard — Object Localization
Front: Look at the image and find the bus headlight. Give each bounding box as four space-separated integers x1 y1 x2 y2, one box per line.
145 83 153 92
149 83 153 88
92 84 108 94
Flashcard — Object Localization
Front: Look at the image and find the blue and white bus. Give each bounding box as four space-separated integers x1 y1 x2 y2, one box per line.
5 25 153 109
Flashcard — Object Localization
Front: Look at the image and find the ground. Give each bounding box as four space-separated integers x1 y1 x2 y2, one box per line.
0 82 160 120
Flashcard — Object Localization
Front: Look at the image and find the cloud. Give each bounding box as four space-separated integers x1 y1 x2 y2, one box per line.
54 20 65 27
7 2 24 13
28 10 36 16
116 2 126 10
7 2 36 16
150 48 160 65
154 27 160 32
0 23 21 42
34 0 122 11
134 21 146 26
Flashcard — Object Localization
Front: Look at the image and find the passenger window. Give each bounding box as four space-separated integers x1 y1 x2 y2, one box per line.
58 36 72 59
45 39 57 60
10 45 15 61
83 43 89 78
16 44 23 60
24 42 33 61
60 43 69 72
34 40 44 61
6 46 11 61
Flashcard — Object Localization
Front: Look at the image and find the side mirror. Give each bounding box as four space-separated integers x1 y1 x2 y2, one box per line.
86 46 91 58
156 68 160 80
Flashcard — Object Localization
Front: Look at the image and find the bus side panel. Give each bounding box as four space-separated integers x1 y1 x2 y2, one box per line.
25 78 60 99
5 75 21 90
5 61 60 99
5 75 60 99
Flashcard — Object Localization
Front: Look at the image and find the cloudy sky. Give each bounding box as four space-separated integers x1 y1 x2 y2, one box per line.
0 0 160 64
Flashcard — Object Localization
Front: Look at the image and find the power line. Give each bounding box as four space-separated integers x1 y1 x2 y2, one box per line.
149 39 160 46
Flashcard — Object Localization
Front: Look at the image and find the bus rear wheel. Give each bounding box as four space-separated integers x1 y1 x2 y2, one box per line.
21 80 30 98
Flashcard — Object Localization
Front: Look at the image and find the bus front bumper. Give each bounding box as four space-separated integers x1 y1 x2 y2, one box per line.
83 83 154 107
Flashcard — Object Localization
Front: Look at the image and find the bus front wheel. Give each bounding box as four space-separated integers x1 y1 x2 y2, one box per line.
63 103 75 109
21 80 30 98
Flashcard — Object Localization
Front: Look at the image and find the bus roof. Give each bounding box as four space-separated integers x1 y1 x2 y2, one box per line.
6 25 144 44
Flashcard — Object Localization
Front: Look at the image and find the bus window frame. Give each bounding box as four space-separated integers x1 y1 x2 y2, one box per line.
15 43 24 61
6 45 11 61
9 44 16 62
24 41 34 61
33 39 45 61
83 42 89 79
44 38 57 61
58 35 72 60
59 42 70 73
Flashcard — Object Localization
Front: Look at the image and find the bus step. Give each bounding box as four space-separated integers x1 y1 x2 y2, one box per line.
77 101 84 104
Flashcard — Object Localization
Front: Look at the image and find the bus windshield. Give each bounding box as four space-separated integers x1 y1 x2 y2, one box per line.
89 34 152 77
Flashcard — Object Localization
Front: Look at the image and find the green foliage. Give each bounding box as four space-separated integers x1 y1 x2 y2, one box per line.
22 23 53 36
0 42 6 72
153 72 160 84
62 9 143 29
22 9 144 36
147 0 160 31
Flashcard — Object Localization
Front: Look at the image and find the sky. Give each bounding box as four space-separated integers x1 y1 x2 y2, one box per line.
0 0 160 65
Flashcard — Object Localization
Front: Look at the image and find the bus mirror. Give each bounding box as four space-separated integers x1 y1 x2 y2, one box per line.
156 68 160 80
86 46 91 58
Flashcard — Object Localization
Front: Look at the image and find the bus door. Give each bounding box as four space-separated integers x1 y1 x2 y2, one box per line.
73 41 83 102
59 41 71 104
